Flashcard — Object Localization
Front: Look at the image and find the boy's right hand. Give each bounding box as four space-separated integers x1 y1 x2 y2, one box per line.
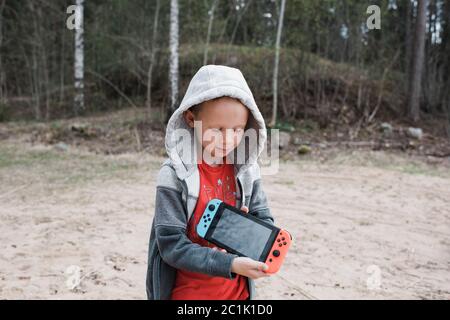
231 257 270 279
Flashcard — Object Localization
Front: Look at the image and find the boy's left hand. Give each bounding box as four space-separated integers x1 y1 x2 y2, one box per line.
213 206 249 253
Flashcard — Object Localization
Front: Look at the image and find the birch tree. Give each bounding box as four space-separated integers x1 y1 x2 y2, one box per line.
74 0 84 115
270 0 286 127
169 0 179 117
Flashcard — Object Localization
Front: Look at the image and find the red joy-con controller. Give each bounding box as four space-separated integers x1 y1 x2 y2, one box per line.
264 229 292 274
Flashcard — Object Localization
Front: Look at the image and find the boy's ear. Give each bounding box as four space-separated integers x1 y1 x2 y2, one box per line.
184 110 195 128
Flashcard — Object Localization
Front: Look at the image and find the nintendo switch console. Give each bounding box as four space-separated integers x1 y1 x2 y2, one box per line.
196 199 292 274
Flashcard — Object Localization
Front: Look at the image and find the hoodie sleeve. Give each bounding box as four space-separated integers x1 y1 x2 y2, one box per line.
153 165 238 279
248 178 275 225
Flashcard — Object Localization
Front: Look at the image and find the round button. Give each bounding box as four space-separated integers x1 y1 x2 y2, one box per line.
283 242 287 245
277 239 281 242
269 259 273 262
208 204 215 211
273 250 280 257
208 218 211 221
278 243 282 247
204 224 207 228
282 237 285 241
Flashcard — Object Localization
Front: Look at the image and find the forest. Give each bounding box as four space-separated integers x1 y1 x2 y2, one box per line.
1 1 449 133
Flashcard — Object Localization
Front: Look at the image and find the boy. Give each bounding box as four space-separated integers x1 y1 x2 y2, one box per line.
146 65 275 300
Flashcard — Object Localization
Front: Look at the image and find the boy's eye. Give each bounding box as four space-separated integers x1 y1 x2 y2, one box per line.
209 128 243 134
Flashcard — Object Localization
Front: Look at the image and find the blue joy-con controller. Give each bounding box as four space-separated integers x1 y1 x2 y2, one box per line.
196 199 223 238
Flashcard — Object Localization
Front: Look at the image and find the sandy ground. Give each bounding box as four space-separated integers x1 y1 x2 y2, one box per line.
0 140 449 300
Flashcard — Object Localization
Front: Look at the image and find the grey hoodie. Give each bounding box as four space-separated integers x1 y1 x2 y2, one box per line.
146 65 274 300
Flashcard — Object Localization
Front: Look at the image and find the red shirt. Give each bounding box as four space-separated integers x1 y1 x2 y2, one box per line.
170 162 249 300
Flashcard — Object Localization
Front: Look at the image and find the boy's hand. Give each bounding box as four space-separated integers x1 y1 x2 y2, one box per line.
231 257 270 279
212 246 227 253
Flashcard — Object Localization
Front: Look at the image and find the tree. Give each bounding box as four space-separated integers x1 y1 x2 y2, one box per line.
204 0 218 65
0 0 5 105
146 0 161 112
407 0 428 122
168 0 179 118
270 0 286 127
74 0 85 115
442 0 450 138
404 0 412 92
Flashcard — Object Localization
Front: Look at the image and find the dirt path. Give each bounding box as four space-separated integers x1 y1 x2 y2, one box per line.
0 141 449 299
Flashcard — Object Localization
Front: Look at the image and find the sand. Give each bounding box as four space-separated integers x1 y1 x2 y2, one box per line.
0 141 449 299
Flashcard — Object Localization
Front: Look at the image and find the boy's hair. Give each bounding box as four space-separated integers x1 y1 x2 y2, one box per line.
188 96 241 116
188 103 202 115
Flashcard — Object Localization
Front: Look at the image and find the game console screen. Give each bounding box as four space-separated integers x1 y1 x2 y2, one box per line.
211 208 273 260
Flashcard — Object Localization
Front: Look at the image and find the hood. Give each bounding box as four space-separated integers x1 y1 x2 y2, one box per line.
165 65 267 180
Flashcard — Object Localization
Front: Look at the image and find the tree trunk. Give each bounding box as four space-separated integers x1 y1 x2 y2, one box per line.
203 0 218 65
407 0 428 122
270 0 286 127
36 5 50 121
74 0 85 115
404 0 412 92
146 0 161 112
168 0 179 118
0 0 5 105
226 0 253 61
442 0 450 138
28 1 41 120
59 16 66 106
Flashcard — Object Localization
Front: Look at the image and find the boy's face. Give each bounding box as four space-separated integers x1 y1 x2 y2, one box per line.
184 97 249 160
